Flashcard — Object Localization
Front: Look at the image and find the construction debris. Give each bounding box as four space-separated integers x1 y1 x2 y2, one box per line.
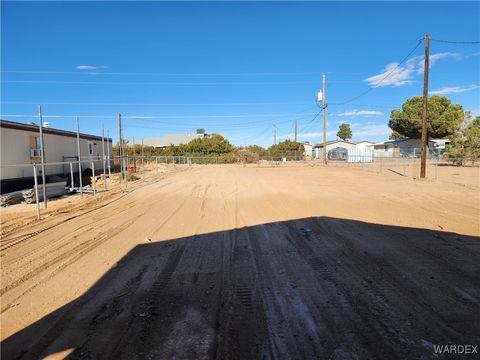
0 191 25 207
23 182 69 204
1 181 71 206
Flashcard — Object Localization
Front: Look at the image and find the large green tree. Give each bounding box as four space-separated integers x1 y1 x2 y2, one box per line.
337 123 352 141
268 140 304 158
445 116 480 162
389 95 464 139
178 134 234 155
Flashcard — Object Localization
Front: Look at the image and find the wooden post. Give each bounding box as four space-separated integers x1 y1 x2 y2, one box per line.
322 73 327 165
420 34 430 178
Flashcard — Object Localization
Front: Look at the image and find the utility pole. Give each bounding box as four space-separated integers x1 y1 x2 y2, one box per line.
38 106 47 208
322 73 327 165
273 123 277 145
420 34 430 179
294 120 298 142
118 112 123 177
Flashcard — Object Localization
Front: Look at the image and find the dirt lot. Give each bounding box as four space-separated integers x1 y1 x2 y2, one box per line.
1 165 479 359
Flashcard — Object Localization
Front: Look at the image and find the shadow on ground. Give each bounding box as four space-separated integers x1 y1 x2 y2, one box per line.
2 217 479 359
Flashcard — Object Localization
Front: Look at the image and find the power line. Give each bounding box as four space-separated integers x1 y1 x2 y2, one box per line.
3 80 322 86
1 100 313 107
298 111 322 134
1 69 379 76
0 111 317 120
2 79 359 86
1 100 400 110
430 38 480 44
337 38 425 105
0 70 324 76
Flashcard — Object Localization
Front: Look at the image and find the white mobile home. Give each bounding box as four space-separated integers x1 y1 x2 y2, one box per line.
1 119 113 193
312 140 357 158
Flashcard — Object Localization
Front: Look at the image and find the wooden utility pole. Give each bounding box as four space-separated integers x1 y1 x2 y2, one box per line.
420 34 430 178
322 73 327 165
294 120 298 142
118 112 123 177
273 123 277 145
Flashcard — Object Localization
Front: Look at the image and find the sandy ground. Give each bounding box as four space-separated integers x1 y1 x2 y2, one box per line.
1 165 479 359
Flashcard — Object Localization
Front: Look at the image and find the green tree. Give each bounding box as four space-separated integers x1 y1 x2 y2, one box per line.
267 140 304 159
389 95 464 139
176 134 234 156
244 145 267 157
445 116 480 163
337 123 352 141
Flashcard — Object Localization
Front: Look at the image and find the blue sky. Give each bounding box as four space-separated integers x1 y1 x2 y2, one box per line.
1 1 479 146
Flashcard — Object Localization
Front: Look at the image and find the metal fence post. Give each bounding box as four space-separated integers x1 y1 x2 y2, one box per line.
76 117 83 197
92 161 96 198
102 124 107 191
107 129 111 178
33 164 41 220
125 156 128 189
38 106 48 208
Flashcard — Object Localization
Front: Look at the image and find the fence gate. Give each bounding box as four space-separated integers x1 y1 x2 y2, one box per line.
347 149 373 163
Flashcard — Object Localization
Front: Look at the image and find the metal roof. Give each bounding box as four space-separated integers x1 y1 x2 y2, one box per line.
0 119 111 142
312 140 356 148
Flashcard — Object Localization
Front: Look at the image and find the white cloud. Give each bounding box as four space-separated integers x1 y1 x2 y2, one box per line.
416 52 461 74
430 85 480 95
365 62 415 87
75 65 109 70
338 110 383 117
365 52 460 87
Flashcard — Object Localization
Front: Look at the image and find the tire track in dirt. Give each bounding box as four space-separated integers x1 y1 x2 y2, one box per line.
0 215 142 311
1 174 187 293
0 199 150 279
0 168 185 246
